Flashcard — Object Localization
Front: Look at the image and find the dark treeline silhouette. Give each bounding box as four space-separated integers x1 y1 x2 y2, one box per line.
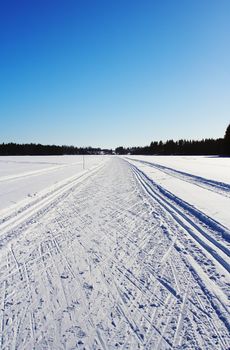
224 124 230 155
0 143 113 156
1 124 229 156
115 124 230 156
116 138 224 155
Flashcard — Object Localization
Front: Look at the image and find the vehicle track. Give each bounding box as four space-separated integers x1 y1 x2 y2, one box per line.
0 162 82 183
0 158 229 349
127 157 230 198
129 162 230 255
0 161 106 249
129 161 230 331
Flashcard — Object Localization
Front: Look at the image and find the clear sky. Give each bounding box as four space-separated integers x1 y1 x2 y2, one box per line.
0 0 230 148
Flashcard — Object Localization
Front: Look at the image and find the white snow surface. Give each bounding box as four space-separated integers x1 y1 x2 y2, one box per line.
125 155 230 183
0 155 106 213
0 155 229 349
125 155 230 230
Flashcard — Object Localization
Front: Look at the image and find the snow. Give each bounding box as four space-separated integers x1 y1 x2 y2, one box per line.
0 156 229 349
125 155 230 183
125 155 230 230
0 155 106 213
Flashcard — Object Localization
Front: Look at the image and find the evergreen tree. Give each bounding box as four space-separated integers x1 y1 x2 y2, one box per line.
224 123 230 155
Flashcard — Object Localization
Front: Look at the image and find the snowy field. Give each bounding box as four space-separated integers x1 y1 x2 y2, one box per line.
0 155 229 349
0 155 106 213
125 155 230 229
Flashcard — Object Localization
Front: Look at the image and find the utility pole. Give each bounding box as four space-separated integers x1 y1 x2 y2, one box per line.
83 154 85 170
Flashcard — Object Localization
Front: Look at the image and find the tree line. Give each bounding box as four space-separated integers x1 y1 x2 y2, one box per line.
0 143 113 156
1 124 229 156
115 124 230 156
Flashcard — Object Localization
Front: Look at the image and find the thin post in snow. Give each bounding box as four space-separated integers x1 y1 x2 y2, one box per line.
83 154 85 170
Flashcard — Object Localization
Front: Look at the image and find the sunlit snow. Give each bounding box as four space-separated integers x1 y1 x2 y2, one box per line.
0 155 229 349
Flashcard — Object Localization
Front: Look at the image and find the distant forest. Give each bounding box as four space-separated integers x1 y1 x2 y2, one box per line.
0 143 112 156
116 124 230 156
1 124 229 156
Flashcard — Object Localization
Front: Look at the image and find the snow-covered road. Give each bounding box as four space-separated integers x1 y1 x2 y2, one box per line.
0 157 229 349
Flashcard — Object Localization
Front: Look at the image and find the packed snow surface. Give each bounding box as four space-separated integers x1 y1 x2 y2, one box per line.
125 155 230 229
0 155 229 349
0 155 105 212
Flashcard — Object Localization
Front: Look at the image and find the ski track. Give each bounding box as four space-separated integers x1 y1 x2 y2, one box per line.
0 163 76 183
0 157 229 349
126 157 230 198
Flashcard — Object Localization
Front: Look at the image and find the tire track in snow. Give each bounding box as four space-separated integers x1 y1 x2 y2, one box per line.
0 157 229 349
127 157 230 198
130 162 230 272
129 160 230 336
0 161 106 248
0 161 82 183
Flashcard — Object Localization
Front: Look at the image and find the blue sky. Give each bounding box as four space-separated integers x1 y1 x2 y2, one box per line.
0 0 230 148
